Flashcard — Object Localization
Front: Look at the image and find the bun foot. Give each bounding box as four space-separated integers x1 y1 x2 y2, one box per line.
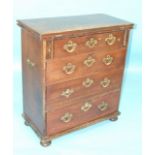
110 117 118 121
40 139 51 147
24 120 30 126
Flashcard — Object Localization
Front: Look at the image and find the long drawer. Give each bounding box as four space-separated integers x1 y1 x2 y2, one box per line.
46 68 124 103
46 90 120 135
53 31 125 59
46 48 126 84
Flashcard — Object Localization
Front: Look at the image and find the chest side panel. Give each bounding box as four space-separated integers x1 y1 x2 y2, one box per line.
22 29 45 135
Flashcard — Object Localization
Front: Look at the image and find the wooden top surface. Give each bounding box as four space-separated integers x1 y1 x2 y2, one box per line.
17 14 133 35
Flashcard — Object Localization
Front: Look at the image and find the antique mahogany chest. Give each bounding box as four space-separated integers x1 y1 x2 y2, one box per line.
17 14 133 146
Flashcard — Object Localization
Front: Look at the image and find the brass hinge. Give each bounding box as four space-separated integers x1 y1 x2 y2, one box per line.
46 39 53 59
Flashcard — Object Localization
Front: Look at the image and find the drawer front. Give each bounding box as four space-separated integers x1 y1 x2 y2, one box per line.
46 91 120 135
46 48 126 84
53 31 125 59
46 68 123 103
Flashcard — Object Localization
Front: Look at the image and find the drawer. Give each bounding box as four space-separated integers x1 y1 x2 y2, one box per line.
53 31 125 59
46 91 120 135
46 68 123 103
46 48 126 84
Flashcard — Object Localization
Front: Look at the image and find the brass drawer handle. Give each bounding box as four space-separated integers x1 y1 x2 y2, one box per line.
60 113 73 123
63 40 77 53
26 58 35 67
100 77 111 88
84 56 96 67
103 55 113 66
81 101 92 112
61 88 74 98
63 63 76 74
82 78 94 88
98 102 108 111
85 38 98 48
105 34 116 46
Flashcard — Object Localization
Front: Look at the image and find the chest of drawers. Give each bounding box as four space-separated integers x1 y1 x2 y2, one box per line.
17 14 133 147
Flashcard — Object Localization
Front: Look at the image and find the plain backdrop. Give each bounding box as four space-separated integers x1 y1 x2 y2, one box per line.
13 0 141 155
